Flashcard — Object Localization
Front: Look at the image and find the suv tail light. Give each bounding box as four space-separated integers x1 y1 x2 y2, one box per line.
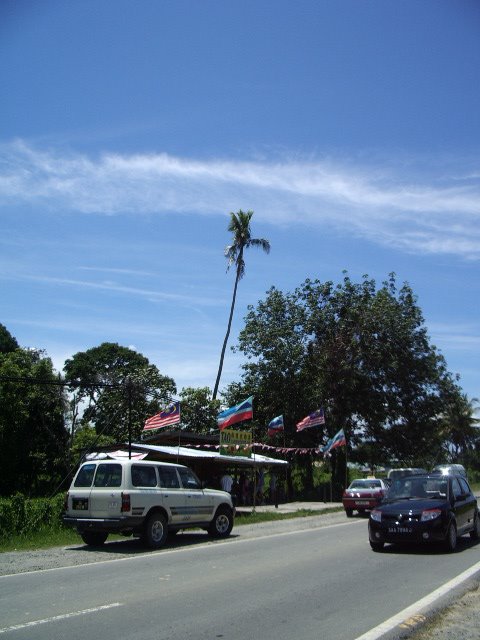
121 492 131 513
63 492 69 511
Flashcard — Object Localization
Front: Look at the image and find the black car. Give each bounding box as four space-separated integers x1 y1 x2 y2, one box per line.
368 474 480 552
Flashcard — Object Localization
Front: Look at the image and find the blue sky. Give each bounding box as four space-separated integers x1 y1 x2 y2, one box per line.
1 0 479 403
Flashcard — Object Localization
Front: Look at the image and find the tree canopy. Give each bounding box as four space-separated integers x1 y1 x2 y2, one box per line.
0 323 19 354
178 387 220 433
63 342 176 443
228 273 469 468
0 346 69 496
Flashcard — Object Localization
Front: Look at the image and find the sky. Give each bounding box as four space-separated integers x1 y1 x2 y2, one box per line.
1 0 479 404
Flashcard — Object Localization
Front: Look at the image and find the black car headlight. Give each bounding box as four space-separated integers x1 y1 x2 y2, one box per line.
421 508 442 522
370 509 382 522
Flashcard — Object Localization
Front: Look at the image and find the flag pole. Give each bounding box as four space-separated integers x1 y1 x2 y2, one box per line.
252 422 256 513
283 424 287 504
345 439 348 489
126 377 133 460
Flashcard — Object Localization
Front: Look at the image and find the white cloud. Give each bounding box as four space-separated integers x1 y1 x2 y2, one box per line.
0 272 222 308
429 323 480 353
1 139 479 259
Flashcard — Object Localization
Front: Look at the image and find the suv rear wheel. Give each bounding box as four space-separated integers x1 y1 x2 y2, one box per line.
142 511 168 549
208 506 233 538
80 531 108 546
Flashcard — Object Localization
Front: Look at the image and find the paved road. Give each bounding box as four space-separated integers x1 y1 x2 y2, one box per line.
1 510 480 640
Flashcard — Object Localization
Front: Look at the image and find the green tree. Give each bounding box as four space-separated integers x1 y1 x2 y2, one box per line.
228 286 312 443
64 342 176 443
438 390 479 463
178 387 220 433
70 424 116 467
230 273 461 476
0 323 19 354
293 274 454 469
0 346 69 496
212 210 270 400
362 278 451 466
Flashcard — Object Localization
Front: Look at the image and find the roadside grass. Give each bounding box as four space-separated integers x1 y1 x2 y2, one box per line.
235 506 343 526
0 527 82 553
0 528 128 553
0 507 343 553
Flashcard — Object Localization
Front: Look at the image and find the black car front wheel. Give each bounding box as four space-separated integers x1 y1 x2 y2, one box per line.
369 539 384 552
445 522 457 552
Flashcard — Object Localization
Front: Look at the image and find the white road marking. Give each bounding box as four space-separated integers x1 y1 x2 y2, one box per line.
0 602 122 634
354 560 480 640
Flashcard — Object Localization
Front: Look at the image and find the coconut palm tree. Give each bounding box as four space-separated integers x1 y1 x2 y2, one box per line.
212 210 270 400
443 393 479 460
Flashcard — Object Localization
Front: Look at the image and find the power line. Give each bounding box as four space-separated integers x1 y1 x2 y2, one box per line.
0 375 121 388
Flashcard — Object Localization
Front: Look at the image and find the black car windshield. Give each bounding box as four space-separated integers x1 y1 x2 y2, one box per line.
387 476 448 501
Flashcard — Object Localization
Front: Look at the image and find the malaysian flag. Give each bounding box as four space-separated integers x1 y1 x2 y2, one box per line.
296 407 325 432
143 402 180 431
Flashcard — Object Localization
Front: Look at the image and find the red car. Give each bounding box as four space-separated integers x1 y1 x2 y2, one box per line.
342 478 389 517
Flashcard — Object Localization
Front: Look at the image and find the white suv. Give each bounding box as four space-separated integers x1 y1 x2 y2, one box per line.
63 459 235 548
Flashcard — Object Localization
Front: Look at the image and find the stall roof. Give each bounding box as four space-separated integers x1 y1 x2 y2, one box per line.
113 443 288 467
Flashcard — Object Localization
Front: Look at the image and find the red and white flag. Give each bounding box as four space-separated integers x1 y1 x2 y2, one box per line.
143 402 180 431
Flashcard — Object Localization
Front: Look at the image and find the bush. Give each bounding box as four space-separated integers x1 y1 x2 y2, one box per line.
0 493 65 537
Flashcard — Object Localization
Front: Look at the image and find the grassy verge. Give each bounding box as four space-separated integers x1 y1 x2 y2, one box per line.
235 506 343 526
0 507 343 553
0 528 81 553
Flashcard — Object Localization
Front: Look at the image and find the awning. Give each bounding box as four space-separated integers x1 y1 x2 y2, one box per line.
127 442 288 467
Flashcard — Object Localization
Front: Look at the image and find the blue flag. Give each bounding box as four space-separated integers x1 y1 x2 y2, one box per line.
268 415 284 437
320 429 347 455
217 397 253 431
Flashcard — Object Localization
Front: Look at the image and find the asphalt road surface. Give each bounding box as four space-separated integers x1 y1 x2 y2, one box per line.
1 513 480 640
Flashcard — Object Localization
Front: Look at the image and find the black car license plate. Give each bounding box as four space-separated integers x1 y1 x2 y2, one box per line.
72 497 88 510
388 526 411 534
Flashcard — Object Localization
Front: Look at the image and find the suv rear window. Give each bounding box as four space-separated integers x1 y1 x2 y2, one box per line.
74 463 96 487
93 463 122 487
131 465 157 487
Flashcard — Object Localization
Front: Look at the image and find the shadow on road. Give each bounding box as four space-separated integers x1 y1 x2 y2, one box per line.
374 537 480 556
65 530 239 555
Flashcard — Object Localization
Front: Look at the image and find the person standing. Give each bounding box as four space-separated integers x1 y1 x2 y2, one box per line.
256 468 265 504
269 471 278 508
221 472 233 493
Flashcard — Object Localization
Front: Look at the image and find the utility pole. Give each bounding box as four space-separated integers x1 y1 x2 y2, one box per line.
126 377 133 459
